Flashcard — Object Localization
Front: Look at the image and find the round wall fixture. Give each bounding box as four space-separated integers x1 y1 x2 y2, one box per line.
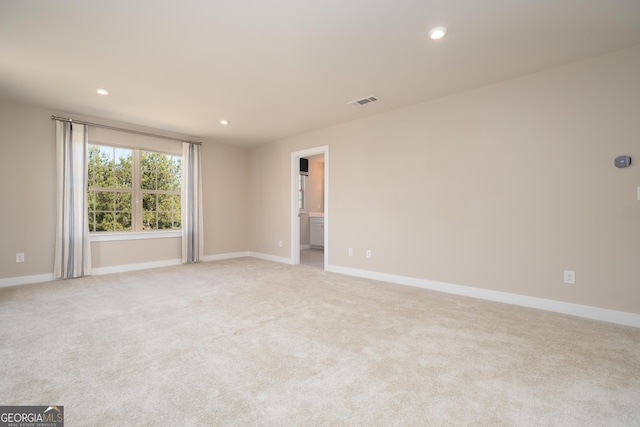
614 155 631 168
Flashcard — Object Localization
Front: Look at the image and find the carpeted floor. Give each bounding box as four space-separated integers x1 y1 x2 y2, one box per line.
1 257 639 426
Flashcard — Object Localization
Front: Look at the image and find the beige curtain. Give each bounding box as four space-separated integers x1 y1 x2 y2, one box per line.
54 120 92 278
181 142 204 263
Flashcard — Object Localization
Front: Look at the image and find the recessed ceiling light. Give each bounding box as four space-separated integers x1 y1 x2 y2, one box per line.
429 27 447 40
220 119 229 125
96 88 110 95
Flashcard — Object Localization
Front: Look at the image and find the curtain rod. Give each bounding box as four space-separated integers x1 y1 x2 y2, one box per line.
51 115 202 146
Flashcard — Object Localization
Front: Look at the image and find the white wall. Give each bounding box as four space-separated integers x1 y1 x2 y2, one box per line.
307 156 325 214
2 45 638 316
248 45 640 314
0 101 249 278
299 155 325 246
0 102 56 278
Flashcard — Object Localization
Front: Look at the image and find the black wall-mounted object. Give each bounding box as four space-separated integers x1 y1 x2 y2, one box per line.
300 158 309 175
614 155 632 168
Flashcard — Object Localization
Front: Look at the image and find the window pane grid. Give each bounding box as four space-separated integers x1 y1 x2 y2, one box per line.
140 151 181 230
142 192 181 230
88 144 181 233
87 189 133 232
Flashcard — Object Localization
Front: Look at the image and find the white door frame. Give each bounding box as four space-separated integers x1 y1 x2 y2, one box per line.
291 145 329 267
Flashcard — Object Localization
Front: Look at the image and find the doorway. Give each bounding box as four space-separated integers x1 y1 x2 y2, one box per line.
291 146 329 269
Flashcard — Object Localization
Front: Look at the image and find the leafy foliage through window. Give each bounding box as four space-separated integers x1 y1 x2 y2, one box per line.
140 151 182 230
88 144 182 232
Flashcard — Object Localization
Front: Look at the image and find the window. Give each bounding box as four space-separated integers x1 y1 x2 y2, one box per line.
88 145 133 232
140 151 182 230
88 144 181 232
298 173 306 212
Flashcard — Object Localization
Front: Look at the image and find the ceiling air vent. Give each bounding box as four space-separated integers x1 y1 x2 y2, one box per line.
348 96 378 107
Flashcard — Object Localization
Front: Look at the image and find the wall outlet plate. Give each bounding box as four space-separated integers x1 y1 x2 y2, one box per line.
563 270 576 284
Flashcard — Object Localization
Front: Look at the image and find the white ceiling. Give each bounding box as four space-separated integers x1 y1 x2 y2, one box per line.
1 1 640 147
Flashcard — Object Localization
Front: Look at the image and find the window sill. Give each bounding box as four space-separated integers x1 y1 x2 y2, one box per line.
90 230 181 242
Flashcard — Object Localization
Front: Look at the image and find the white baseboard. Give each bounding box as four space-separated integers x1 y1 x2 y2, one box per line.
4 255 637 328
92 258 183 275
202 251 250 262
248 251 294 265
87 251 256 275
325 264 640 328
300 244 311 250
0 252 251 287
0 273 54 288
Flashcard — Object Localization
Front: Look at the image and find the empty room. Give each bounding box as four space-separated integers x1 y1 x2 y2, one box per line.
1 1 639 425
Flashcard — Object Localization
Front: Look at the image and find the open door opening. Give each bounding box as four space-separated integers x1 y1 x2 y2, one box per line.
291 146 329 269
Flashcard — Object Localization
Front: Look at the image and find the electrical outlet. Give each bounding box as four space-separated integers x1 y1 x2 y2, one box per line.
16 253 25 263
366 249 372 259
563 270 576 284
348 248 353 256
278 240 283 248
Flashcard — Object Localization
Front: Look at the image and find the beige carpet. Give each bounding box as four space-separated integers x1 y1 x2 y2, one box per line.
1 257 639 426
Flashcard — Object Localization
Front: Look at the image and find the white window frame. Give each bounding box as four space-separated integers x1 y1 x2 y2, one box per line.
88 141 182 242
298 173 306 213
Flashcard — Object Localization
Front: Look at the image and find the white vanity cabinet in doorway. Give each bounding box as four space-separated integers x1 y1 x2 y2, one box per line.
310 215 324 248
